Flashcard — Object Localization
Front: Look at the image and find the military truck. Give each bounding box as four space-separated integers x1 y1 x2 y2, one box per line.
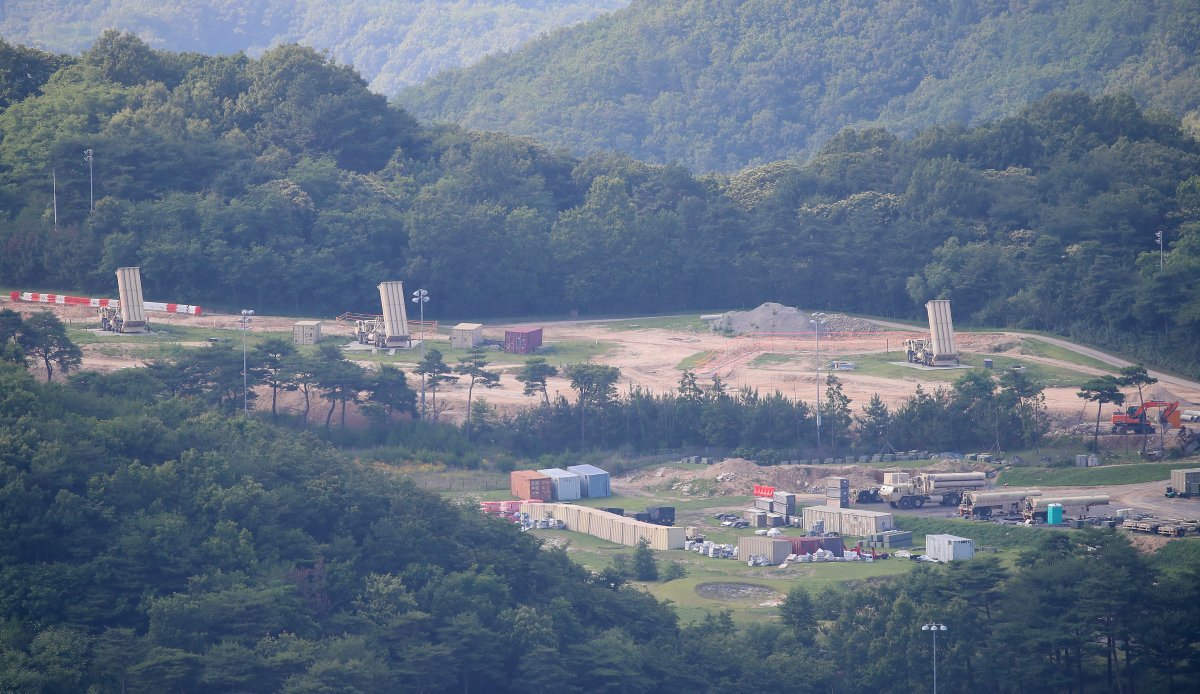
879 471 988 509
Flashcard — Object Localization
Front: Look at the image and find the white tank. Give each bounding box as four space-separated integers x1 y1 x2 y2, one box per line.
964 489 1042 505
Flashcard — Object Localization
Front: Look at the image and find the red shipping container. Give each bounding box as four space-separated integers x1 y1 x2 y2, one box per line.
781 537 844 557
510 470 553 500
504 327 543 354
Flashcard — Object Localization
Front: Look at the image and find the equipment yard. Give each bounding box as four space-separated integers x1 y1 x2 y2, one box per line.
15 295 1200 430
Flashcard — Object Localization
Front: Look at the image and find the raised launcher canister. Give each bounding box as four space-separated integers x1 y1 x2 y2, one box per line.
1023 495 1111 522
959 489 1042 519
376 281 411 348
925 299 958 366
115 267 148 333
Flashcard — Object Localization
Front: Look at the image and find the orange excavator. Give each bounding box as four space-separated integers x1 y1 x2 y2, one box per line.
1111 401 1181 435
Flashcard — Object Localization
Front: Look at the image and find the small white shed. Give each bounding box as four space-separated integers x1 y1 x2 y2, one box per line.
925 534 975 562
450 323 484 349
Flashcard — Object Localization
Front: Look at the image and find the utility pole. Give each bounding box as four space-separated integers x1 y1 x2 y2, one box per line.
1156 229 1164 271
240 309 254 414
83 149 94 212
811 312 826 458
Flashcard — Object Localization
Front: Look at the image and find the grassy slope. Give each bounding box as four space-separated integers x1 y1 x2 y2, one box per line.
1000 462 1200 487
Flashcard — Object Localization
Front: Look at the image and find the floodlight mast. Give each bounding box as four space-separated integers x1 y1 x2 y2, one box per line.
922 623 948 694
811 312 826 457
240 309 254 413
412 289 429 418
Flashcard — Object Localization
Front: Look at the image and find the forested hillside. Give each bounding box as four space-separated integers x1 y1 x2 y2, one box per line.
2 358 1200 691
0 0 627 92
1 34 1199 373
401 0 1200 172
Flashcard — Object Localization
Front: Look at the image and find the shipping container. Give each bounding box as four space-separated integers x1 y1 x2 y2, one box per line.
537 468 582 500
802 506 895 536
925 534 975 562
1170 468 1200 493
292 320 321 346
738 537 792 565
504 327 543 353
450 323 484 349
780 537 845 557
567 464 612 498
510 470 553 501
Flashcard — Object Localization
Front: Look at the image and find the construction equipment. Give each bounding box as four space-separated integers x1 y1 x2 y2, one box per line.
1111 401 1181 435
853 486 884 503
959 489 1042 519
354 317 387 346
879 472 988 509
903 338 936 366
98 306 123 333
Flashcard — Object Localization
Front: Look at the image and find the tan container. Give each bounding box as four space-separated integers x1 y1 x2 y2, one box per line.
803 506 895 536
883 471 910 485
292 320 321 345
522 503 684 549
738 537 792 565
450 323 484 349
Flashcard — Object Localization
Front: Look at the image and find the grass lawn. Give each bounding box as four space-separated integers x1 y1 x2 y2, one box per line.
999 461 1200 487
602 315 709 332
835 352 1097 389
1018 337 1117 372
527 527 916 624
894 516 1058 550
676 351 716 370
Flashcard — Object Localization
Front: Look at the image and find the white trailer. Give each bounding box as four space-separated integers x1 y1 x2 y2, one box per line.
376 281 411 347
925 300 958 366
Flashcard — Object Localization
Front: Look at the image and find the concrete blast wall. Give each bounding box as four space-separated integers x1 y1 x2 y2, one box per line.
377 282 410 346
115 267 147 331
925 300 957 365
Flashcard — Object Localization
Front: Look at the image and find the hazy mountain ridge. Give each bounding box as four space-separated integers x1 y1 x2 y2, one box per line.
0 0 628 93
400 0 1200 171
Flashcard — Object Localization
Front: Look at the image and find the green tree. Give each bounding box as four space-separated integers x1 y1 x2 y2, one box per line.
516 357 558 406
856 393 891 453
454 347 501 439
314 345 365 430
562 363 620 447
632 539 658 581
778 587 817 646
414 348 456 422
820 374 852 455
0 308 25 363
1077 376 1126 452
255 337 297 421
17 311 82 382
1118 364 1158 453
362 364 417 422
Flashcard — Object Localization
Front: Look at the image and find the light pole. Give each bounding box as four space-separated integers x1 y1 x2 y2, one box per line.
240 309 254 414
83 149 94 212
1156 229 1164 270
411 289 429 418
922 623 947 694
811 312 826 457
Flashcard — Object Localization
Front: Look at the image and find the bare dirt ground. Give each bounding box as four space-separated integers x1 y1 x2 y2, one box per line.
9 298 1200 429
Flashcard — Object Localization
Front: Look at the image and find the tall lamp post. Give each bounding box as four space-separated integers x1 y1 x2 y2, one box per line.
811 312 826 457
411 289 429 418
1156 229 1164 270
240 309 254 414
922 623 948 694
83 149 94 212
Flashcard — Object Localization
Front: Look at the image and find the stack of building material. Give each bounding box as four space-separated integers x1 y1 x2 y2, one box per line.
826 476 849 508
737 537 792 565
754 498 775 512
510 471 553 501
537 468 582 501
522 502 684 549
802 506 895 536
744 510 767 527
567 464 611 498
766 513 785 527
773 491 796 515
863 530 912 548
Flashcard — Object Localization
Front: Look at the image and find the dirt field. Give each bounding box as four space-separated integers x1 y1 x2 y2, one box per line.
8 298 1200 428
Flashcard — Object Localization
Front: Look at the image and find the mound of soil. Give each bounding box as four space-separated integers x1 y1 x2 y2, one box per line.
711 302 881 336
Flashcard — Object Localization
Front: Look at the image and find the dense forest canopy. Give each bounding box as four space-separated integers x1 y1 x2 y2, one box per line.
0 0 628 93
2 357 1200 691
401 0 1200 172
1 33 1199 374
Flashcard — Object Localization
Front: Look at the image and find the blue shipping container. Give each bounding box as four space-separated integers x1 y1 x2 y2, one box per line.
567 464 611 498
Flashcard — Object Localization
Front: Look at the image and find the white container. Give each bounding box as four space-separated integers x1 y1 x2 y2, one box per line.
925 534 974 562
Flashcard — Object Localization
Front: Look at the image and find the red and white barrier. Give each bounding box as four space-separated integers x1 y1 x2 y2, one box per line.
8 291 202 315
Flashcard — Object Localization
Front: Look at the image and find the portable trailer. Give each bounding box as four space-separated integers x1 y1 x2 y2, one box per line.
959 489 1043 519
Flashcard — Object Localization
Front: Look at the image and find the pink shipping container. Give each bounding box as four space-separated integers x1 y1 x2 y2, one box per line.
504 327 543 354
781 537 845 557
510 471 553 500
